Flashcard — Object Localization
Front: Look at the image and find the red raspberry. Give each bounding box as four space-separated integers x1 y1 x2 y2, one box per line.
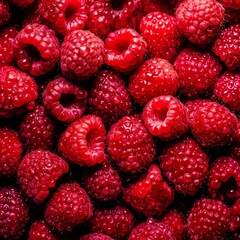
80 233 113 240
187 198 230 239
233 119 240 146
17 150 69 204
0 0 11 27
39 0 88 35
139 11 183 61
44 183 93 231
84 159 122 201
122 164 174 217
89 205 135 238
88 70 132 126
0 128 22 177
9 0 34 8
232 146 240 163
28 220 57 240
60 30 104 81
208 156 240 201
230 199 240 231
0 66 38 118
176 0 224 46
225 8 240 24
104 28 147 73
213 72 240 112
128 218 175 240
174 46 222 99
129 58 180 106
107 116 156 173
0 187 29 239
0 26 18 66
43 77 88 122
19 105 55 151
219 0 240 9
13 23 60 76
161 210 186 240
58 114 106 166
142 96 189 141
212 24 240 71
141 0 171 15
160 137 209 195
190 101 238 147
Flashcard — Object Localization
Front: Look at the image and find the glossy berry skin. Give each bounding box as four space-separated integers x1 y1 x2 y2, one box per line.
208 156 240 201
219 0 240 9
84 159 122 201
80 233 113 240
129 58 180 106
43 77 88 122
60 30 104 81
122 164 174 217
104 28 147 73
230 199 240 231
58 114 106 166
190 101 238 147
107 116 156 173
142 96 189 141
88 70 132 126
19 105 55 151
174 46 222 99
0 0 11 27
39 0 88 35
212 24 240 71
176 0 224 46
13 23 60 76
44 183 93 232
89 205 135 239
160 137 209 195
0 66 38 118
187 198 230 240
213 72 240 112
0 187 29 239
139 11 183 61
28 220 57 240
0 128 22 177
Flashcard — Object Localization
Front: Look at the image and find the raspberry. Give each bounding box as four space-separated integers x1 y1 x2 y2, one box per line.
174 46 222 99
230 199 240 231
19 105 55 151
142 96 189 141
190 101 238 147
89 205 135 238
43 77 88 122
129 58 180 106
0 26 18 66
0 66 38 118
139 11 183 61
212 24 240 71
213 72 240 112
225 8 240 24
9 0 34 8
208 156 240 201
39 0 88 35
0 128 22 177
83 159 122 201
122 164 174 217
28 220 57 240
0 0 11 27
219 0 240 9
13 23 60 76
160 137 209 195
60 30 104 81
187 198 230 239
141 0 171 15
128 218 175 240
176 0 224 46
232 146 240 162
88 70 132 126
107 116 156 173
233 119 240 146
44 183 93 231
0 187 29 239
80 233 113 240
58 114 106 166
104 28 147 73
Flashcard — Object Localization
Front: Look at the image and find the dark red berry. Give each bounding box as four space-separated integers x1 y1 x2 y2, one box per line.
230 199 240 232
80 233 113 240
0 0 11 27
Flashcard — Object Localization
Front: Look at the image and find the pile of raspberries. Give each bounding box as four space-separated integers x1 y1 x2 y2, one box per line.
0 0 240 239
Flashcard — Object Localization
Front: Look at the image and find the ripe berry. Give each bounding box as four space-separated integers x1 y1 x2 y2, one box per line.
230 199 240 231
107 116 156 173
141 0 171 15
44 183 93 232
80 233 113 240
43 77 88 122
58 114 106 166
9 0 34 8
129 58 180 106
219 0 240 9
0 0 11 27
142 95 189 141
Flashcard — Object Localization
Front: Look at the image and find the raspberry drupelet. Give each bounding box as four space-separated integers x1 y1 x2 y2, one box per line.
104 28 147 73
0 0 11 27
80 233 113 240
230 199 240 231
58 114 106 166
141 0 171 15
43 77 88 122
